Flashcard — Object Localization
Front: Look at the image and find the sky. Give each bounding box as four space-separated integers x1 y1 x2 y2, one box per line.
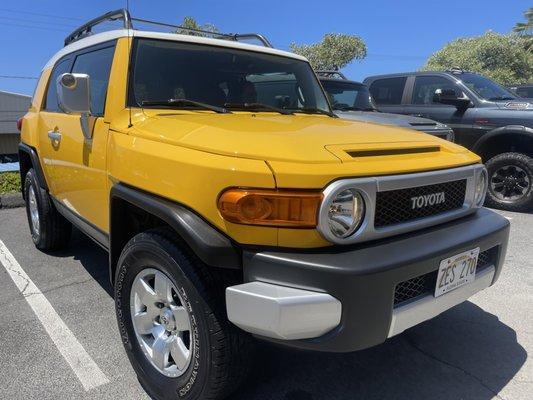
0 0 530 95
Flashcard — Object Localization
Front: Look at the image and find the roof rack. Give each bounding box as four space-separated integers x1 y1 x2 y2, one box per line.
447 67 466 75
64 9 273 48
315 70 348 80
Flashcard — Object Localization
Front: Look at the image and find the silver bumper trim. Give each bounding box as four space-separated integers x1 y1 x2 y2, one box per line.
388 265 495 337
226 282 342 340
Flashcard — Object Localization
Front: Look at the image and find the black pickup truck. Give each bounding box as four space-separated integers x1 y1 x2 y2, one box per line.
364 70 533 212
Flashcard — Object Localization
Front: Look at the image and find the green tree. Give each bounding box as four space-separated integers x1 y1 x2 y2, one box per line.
290 33 367 70
513 8 533 50
422 31 533 85
176 16 219 36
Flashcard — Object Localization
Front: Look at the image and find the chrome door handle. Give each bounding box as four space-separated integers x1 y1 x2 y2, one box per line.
48 130 61 143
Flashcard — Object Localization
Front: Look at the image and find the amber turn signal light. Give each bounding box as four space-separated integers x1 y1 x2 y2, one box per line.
217 189 322 228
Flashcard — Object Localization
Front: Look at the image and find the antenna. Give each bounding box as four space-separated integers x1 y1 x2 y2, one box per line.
126 0 133 128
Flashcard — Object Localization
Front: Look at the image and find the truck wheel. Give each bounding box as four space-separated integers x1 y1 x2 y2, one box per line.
114 228 253 400
24 168 71 250
485 152 533 212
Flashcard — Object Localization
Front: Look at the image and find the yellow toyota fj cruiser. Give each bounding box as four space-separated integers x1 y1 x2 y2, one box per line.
19 9 510 400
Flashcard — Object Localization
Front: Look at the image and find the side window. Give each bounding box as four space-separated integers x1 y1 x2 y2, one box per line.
412 76 459 105
71 45 116 116
369 77 406 105
44 58 71 112
516 87 533 98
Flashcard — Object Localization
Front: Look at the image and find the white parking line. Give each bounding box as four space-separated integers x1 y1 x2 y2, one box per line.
0 239 110 391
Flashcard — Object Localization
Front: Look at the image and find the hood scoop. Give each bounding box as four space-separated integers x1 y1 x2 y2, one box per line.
409 122 436 127
346 146 440 158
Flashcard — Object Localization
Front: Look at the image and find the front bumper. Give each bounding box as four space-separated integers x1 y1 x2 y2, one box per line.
226 208 509 352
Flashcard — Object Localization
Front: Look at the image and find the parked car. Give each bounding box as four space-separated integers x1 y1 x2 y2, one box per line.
317 71 454 141
509 84 533 100
364 70 533 212
19 10 510 400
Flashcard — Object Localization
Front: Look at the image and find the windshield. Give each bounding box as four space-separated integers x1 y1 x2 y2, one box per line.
129 39 331 114
459 73 518 101
320 80 377 111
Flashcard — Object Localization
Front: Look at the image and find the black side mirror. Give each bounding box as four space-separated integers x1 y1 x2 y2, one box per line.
433 88 471 109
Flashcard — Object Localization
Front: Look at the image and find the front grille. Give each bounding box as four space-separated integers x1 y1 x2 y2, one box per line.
375 180 467 228
393 247 497 306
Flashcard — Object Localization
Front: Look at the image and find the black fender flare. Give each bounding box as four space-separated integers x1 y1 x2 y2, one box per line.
472 125 533 155
109 183 242 282
18 143 48 192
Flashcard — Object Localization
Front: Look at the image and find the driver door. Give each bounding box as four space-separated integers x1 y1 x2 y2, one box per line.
402 75 478 147
38 42 116 233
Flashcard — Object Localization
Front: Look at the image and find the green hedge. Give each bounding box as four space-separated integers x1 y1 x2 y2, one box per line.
0 172 21 194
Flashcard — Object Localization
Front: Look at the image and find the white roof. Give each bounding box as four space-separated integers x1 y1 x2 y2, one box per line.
44 29 307 70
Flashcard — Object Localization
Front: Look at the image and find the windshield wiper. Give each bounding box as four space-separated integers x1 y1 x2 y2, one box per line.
293 107 337 118
141 99 230 114
224 102 293 115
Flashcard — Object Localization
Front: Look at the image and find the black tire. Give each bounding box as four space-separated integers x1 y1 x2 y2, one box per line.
24 168 72 250
485 152 533 212
114 228 253 400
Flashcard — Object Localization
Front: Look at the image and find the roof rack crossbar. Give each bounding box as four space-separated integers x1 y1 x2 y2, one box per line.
64 9 132 46
64 9 273 48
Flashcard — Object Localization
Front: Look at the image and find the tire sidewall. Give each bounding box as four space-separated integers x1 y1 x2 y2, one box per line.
115 239 211 400
485 152 533 212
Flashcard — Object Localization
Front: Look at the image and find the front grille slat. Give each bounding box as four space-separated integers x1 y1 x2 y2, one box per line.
393 247 497 307
375 180 467 228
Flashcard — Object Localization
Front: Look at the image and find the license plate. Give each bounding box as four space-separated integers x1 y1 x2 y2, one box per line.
435 248 480 297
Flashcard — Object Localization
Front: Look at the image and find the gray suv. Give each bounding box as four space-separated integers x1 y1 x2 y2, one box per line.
364 70 533 212
318 71 454 141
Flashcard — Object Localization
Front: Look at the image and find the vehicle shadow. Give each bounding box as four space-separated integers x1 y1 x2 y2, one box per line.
229 302 526 400
52 228 113 297
57 230 526 400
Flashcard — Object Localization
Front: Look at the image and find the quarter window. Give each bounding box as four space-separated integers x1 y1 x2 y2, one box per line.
71 45 116 116
412 76 459 105
369 77 407 105
44 58 71 112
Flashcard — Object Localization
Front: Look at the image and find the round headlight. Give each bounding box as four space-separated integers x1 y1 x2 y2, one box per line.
475 168 488 206
327 189 365 238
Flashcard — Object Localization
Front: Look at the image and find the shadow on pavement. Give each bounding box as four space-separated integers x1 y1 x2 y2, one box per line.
51 228 113 297
229 302 526 400
52 229 527 400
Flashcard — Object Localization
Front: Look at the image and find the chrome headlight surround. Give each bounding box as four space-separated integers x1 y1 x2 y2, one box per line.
318 178 374 244
474 166 488 207
326 188 366 239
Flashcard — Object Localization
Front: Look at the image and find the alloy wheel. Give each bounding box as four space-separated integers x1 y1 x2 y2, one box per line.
28 185 40 236
130 268 193 378
490 165 531 202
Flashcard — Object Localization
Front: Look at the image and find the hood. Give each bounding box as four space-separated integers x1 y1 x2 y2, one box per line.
334 110 449 131
131 111 464 164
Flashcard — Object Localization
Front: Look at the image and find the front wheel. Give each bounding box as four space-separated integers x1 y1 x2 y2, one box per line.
114 228 253 400
485 152 533 212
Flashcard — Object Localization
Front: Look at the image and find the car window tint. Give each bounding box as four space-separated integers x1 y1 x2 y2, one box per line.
369 77 406 105
246 73 303 109
44 59 71 112
129 39 330 113
71 45 115 116
516 87 533 98
412 76 459 105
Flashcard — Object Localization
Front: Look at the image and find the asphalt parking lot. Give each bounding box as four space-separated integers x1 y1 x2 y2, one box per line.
0 206 531 400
